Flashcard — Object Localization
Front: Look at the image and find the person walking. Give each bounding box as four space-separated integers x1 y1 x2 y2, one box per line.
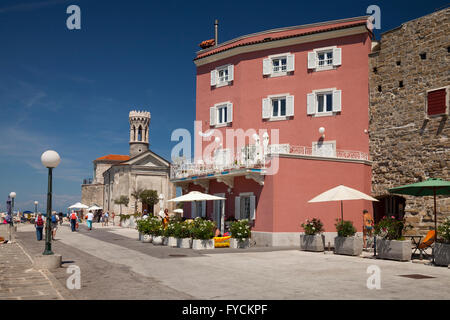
51 212 59 240
87 210 94 230
363 209 374 250
104 211 109 226
70 211 77 232
111 212 115 226
58 212 63 225
35 213 44 241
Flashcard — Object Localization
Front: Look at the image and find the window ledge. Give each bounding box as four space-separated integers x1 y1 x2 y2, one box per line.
267 71 293 78
211 122 232 128
265 116 292 122
313 66 338 72
312 112 339 118
214 81 232 88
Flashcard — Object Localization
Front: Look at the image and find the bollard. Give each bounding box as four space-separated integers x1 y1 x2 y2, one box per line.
328 242 331 253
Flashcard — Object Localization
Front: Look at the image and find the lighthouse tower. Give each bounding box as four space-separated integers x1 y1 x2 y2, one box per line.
129 110 150 158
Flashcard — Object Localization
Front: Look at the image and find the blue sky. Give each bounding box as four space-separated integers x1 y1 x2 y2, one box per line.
0 0 448 212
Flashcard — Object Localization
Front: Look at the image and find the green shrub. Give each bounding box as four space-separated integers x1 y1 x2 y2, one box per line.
136 218 151 234
438 217 450 244
120 214 131 222
301 218 323 235
164 220 177 237
230 219 251 241
191 218 215 240
173 220 192 238
335 219 357 237
374 216 408 240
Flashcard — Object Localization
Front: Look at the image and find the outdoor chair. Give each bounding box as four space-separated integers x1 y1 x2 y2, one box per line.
414 230 435 259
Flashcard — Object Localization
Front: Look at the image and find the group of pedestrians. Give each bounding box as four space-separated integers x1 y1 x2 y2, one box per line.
34 209 117 240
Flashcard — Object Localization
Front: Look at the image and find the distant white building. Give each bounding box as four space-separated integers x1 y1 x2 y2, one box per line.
81 110 176 214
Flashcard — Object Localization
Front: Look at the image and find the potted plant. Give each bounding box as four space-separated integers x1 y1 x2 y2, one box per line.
147 217 164 245
191 218 215 250
136 218 152 243
225 216 237 231
164 220 178 247
374 216 411 261
175 220 193 248
300 218 325 252
229 219 251 249
334 219 363 256
435 217 450 266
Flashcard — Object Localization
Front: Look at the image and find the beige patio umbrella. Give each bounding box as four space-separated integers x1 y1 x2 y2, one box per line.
168 191 226 232
308 185 379 220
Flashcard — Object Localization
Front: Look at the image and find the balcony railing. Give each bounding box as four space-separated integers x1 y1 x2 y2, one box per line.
170 144 369 180
82 178 93 185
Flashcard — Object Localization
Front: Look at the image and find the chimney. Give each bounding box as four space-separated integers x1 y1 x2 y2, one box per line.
214 19 219 46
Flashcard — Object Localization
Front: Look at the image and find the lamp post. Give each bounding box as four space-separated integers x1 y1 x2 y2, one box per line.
34 201 38 214
41 150 61 255
9 192 16 241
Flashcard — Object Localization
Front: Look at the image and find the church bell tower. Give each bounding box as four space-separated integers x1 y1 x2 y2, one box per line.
129 110 150 158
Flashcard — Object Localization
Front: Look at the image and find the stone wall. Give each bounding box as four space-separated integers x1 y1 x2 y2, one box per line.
369 8 450 235
81 183 104 207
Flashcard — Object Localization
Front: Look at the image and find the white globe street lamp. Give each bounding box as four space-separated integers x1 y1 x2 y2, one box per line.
34 201 39 214
41 150 61 255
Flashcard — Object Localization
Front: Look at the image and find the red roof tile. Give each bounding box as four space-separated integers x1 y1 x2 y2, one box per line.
95 154 130 162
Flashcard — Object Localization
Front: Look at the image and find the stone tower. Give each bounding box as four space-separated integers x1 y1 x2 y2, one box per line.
129 110 151 158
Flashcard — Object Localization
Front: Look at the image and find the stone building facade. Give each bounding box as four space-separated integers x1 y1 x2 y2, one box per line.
369 8 449 235
81 110 176 215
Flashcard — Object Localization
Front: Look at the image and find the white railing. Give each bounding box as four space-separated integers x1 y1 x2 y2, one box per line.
170 144 369 180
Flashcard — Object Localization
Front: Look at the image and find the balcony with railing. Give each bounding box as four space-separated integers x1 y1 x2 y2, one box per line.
170 144 369 181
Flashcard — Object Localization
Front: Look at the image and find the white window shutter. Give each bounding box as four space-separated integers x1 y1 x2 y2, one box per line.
191 202 196 218
286 95 294 117
210 107 216 126
287 54 295 72
308 52 316 69
210 70 217 86
227 103 233 123
333 90 342 112
228 65 234 81
250 196 256 220
235 197 241 220
201 201 206 217
263 58 272 75
262 98 271 119
333 48 342 66
307 93 315 115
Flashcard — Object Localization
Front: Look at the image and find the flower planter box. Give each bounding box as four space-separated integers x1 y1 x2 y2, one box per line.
334 236 363 256
177 238 192 249
434 242 450 267
192 239 215 250
152 235 164 245
138 232 142 241
376 238 411 261
162 237 169 246
230 238 250 249
142 234 152 243
167 237 177 247
299 234 325 252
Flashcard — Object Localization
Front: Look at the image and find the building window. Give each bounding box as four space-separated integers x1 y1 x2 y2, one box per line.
272 57 287 73
426 86 449 117
420 52 427 60
307 89 341 116
210 102 233 127
235 194 256 220
378 85 382 92
272 97 287 117
211 64 234 87
308 46 341 71
317 50 333 68
399 81 404 88
396 60 401 66
217 105 228 124
263 53 294 77
262 94 294 120
316 92 333 113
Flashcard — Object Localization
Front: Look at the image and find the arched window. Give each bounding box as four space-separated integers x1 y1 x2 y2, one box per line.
138 126 142 141
133 126 136 141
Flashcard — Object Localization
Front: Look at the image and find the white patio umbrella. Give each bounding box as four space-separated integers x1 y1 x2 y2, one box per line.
173 208 184 214
168 191 226 232
68 202 89 209
308 185 379 220
87 205 102 211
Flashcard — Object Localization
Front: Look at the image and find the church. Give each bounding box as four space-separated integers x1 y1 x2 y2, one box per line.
81 110 176 214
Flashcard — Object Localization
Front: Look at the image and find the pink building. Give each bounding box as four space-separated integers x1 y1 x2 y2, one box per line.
171 16 374 246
